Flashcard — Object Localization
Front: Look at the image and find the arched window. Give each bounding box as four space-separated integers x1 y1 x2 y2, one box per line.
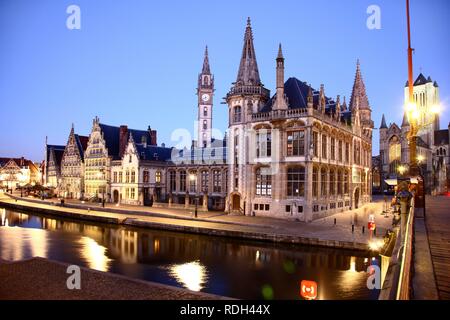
256 129 271 158
234 106 242 123
203 76 209 86
169 171 176 191
203 107 208 117
256 167 271 196
203 120 207 130
287 167 305 197
155 171 161 183
201 171 209 193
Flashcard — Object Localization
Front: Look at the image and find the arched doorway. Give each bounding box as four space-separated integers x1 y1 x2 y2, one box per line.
113 190 119 203
354 188 360 209
232 194 241 211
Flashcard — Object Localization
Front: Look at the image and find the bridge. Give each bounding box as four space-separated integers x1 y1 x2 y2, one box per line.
379 195 449 300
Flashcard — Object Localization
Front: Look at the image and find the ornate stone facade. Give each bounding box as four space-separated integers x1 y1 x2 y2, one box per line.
59 125 88 199
225 19 373 221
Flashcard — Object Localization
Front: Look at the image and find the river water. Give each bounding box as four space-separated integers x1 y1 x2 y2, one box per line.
0 207 380 299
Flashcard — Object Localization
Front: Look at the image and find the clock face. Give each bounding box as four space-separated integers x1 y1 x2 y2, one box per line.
201 94 210 102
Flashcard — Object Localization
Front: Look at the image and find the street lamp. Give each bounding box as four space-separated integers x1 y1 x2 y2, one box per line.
189 173 197 218
398 165 407 176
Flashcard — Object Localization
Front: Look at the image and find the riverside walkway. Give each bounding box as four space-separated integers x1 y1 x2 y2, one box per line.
0 192 389 251
0 257 226 300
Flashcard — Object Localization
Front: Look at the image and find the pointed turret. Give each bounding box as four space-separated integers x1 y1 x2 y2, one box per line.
319 84 325 114
401 112 410 127
274 43 287 110
380 114 387 129
341 96 347 111
335 95 341 120
349 59 370 111
236 17 261 86
202 46 211 74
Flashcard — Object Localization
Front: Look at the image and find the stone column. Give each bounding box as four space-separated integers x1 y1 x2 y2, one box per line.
305 161 313 222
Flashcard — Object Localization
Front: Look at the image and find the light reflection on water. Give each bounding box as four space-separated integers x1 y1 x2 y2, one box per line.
0 208 379 299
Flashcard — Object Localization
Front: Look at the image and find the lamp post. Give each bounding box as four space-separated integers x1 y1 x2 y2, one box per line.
189 173 198 218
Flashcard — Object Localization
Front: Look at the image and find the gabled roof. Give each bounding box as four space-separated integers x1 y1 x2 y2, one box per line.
99 123 152 160
46 144 65 163
434 129 449 146
405 73 434 87
135 144 173 162
75 134 89 160
0 157 38 171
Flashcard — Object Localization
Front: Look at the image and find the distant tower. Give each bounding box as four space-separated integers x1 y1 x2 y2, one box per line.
197 46 214 148
404 73 440 146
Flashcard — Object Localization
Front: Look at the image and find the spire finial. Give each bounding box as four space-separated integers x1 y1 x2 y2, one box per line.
277 43 283 59
380 114 388 129
235 17 261 85
201 45 211 74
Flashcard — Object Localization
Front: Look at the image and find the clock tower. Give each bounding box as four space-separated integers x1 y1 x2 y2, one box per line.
197 46 214 148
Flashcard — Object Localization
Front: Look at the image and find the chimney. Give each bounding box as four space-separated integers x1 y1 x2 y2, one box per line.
119 125 128 158
148 126 157 146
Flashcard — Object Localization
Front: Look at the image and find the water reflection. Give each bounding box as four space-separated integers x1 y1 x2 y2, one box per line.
78 236 111 272
169 261 208 292
0 209 377 299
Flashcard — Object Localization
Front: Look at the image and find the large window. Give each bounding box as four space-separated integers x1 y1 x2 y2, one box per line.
322 135 327 159
201 171 209 193
338 140 342 162
331 138 335 160
213 170 222 193
155 171 161 183
143 170 149 183
313 167 318 198
321 168 327 197
329 169 335 196
345 142 350 163
131 171 136 183
234 106 242 123
180 170 186 192
256 167 271 196
389 136 401 174
287 130 305 156
337 169 343 195
313 132 319 157
189 172 197 193
169 171 176 191
256 130 271 158
344 170 349 194
287 167 305 197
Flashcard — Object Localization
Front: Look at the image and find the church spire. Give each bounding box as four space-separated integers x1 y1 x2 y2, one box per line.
202 45 211 74
349 59 370 111
380 114 387 129
236 17 261 86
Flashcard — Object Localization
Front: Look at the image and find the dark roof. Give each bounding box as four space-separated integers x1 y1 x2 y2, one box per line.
53 149 65 167
75 135 89 160
405 73 433 87
434 129 449 146
260 77 349 124
0 157 38 171
99 123 152 160
46 145 65 163
380 114 387 129
135 144 173 162
261 77 335 111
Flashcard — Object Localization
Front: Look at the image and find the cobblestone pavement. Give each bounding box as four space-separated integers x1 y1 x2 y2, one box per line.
1 192 389 247
0 257 226 300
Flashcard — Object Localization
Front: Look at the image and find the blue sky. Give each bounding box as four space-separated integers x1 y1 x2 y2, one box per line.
0 0 449 161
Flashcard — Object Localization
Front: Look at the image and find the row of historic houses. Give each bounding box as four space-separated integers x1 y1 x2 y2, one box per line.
43 18 373 221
